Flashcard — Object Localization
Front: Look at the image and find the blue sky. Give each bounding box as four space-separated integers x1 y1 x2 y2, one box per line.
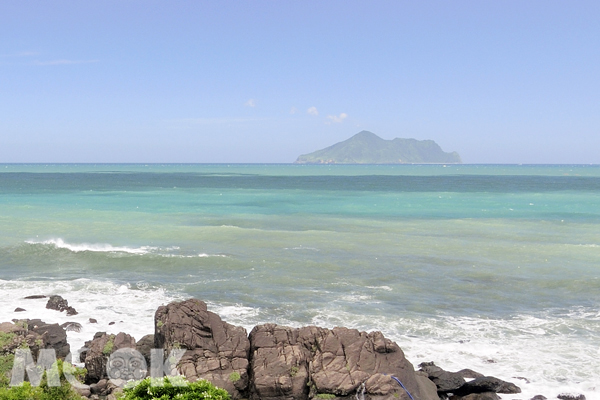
1 1 599 163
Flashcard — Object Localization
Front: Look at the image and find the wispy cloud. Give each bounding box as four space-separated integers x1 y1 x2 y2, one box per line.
33 59 99 66
326 113 348 124
290 107 297 114
244 99 256 107
307 106 319 116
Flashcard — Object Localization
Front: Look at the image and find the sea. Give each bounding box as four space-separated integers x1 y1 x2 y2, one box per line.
0 163 598 399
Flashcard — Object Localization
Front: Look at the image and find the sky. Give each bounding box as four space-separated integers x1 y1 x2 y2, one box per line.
1 1 599 163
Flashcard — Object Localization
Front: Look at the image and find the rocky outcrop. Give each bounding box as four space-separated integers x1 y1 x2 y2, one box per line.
82 332 137 384
46 295 78 316
25 319 70 359
419 362 520 398
248 324 423 400
154 298 250 399
136 334 154 372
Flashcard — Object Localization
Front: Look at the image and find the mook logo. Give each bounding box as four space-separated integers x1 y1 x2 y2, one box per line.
10 347 186 387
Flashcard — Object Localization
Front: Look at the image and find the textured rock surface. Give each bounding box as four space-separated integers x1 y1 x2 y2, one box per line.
83 332 137 384
249 324 422 400
419 362 466 393
449 393 500 400
45 295 78 315
25 319 71 359
454 376 521 395
415 371 440 400
249 324 311 400
154 298 250 399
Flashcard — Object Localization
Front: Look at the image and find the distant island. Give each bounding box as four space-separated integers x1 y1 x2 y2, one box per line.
295 131 462 164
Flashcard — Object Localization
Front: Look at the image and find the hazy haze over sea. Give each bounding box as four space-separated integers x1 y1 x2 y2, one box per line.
1 164 598 399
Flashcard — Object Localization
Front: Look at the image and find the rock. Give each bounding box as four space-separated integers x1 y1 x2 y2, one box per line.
45 295 78 315
83 332 137 384
302 326 421 400
89 318 98 323
14 308 26 312
457 369 485 380
415 371 440 400
557 394 586 400
136 334 154 375
74 384 91 398
155 298 250 399
454 376 521 395
109 321 115 325
248 324 310 400
450 393 500 400
61 322 82 332
25 319 70 359
530 395 547 400
24 295 46 299
249 323 422 400
419 361 466 393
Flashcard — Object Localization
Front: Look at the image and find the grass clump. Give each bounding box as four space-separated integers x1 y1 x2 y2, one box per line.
0 359 86 400
119 376 231 400
315 394 336 399
0 334 15 349
102 335 115 355
228 371 240 383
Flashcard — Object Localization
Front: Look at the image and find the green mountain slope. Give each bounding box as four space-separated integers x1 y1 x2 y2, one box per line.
295 131 462 164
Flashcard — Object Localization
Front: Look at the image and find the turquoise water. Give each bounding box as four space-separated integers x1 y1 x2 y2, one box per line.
1 164 599 398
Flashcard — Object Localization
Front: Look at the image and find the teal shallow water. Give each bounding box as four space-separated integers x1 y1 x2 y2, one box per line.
0 164 599 398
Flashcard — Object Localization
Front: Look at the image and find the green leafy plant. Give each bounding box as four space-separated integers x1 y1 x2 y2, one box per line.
119 376 231 400
290 366 299 377
157 321 164 328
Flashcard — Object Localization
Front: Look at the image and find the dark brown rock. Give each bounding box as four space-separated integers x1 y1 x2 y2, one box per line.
89 318 98 323
248 323 423 400
300 326 421 400
24 295 46 299
61 322 82 332
455 376 521 395
530 395 547 400
415 371 440 400
557 394 586 400
26 319 70 359
14 308 26 312
450 393 500 400
154 298 250 399
45 295 78 315
249 324 310 400
419 362 466 393
136 334 155 375
83 332 136 384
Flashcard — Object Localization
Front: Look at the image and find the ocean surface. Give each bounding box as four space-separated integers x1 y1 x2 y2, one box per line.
0 164 598 399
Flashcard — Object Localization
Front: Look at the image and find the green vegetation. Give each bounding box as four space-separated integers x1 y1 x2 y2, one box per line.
228 371 240 383
119 376 231 400
157 321 164 328
315 394 336 399
290 366 299 377
0 355 14 387
0 334 15 349
0 360 86 400
295 131 462 164
102 335 115 355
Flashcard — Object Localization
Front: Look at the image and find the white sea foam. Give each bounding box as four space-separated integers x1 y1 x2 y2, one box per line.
1 279 597 399
0 279 183 361
24 239 227 258
25 238 157 255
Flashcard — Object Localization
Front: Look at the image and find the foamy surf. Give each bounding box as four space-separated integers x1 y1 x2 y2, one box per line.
23 239 227 258
25 238 157 255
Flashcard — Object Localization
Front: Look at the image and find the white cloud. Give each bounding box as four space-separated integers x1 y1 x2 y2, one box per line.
290 107 297 114
307 106 319 116
244 99 256 107
327 113 348 123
